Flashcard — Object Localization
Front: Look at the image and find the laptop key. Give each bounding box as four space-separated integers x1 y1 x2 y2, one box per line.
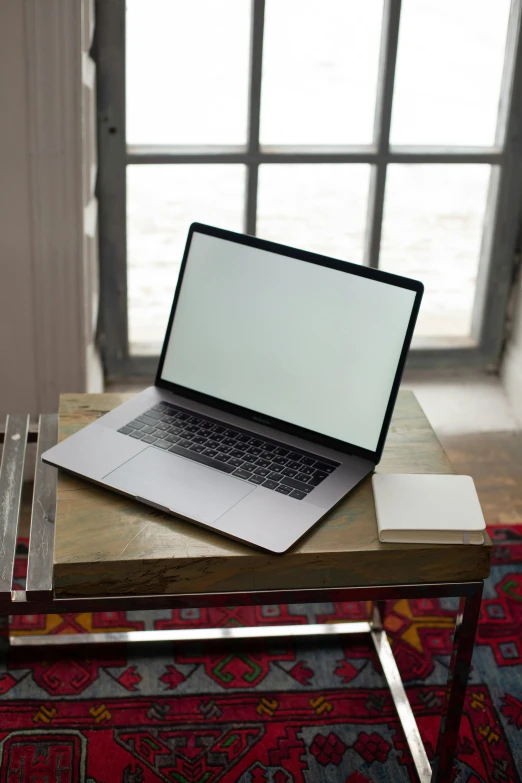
168 444 236 473
254 467 270 477
229 449 244 459
118 426 133 435
281 467 297 478
129 420 145 430
255 458 270 468
248 474 265 485
232 468 252 480
241 462 257 472
271 456 287 466
129 431 144 439
313 471 328 483
190 444 205 453
290 490 307 500
228 457 243 468
141 425 155 435
262 443 276 452
192 436 206 445
300 457 315 467
287 461 301 471
153 439 171 450
287 452 301 462
298 465 314 476
203 448 218 458
274 447 289 457
296 472 311 482
215 454 231 463
307 475 325 487
178 439 192 448
136 415 159 427
141 435 157 444
268 472 284 482
314 462 335 474
165 435 180 444
236 434 250 444
262 479 278 490
222 437 236 447
279 476 313 493
145 410 163 420
275 485 291 495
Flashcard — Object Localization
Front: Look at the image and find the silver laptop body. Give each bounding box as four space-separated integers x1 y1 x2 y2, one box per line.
43 223 423 553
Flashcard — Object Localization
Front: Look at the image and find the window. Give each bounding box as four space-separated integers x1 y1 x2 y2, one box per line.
96 0 522 377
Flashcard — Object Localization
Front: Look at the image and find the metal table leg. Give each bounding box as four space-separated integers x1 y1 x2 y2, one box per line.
431 582 483 783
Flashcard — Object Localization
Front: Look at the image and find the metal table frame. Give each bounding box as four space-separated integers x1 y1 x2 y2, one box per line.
0 413 485 783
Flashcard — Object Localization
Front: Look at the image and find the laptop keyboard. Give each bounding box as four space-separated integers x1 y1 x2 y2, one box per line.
118 401 340 500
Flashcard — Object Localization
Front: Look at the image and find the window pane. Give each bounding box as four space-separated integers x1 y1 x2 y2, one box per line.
127 165 245 353
260 1 383 145
391 0 510 146
257 165 370 262
380 165 491 340
126 1 251 145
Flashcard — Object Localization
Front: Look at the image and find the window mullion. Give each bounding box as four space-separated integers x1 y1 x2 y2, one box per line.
364 0 401 269
245 0 265 235
95 0 129 375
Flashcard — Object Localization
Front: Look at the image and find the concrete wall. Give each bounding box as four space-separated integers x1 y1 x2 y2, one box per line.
0 0 102 421
502 267 522 424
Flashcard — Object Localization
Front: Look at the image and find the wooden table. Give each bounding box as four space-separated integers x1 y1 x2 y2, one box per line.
53 390 491 598
0 392 492 783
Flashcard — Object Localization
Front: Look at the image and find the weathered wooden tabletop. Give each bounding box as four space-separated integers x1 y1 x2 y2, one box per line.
53 391 492 597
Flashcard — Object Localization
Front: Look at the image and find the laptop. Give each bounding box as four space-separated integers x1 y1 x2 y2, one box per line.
42 223 423 553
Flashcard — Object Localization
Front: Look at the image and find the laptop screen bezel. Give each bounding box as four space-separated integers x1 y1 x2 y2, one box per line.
155 222 423 464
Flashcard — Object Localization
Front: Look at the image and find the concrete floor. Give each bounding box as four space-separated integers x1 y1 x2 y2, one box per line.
404 371 522 527
404 371 521 436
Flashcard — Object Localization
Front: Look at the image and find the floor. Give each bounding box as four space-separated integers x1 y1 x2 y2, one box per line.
405 371 522 527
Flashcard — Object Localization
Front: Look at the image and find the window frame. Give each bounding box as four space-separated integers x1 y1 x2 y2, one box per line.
95 0 522 379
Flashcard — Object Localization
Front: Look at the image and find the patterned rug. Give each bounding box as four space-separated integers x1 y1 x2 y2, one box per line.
1 527 521 782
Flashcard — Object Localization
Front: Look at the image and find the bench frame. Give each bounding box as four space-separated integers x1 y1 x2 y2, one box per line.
0 413 484 783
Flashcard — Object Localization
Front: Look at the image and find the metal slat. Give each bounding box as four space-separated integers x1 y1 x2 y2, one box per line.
0 414 29 595
26 415 58 597
371 627 432 782
10 620 372 647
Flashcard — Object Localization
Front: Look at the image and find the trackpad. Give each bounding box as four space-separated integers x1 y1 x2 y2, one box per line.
103 447 254 524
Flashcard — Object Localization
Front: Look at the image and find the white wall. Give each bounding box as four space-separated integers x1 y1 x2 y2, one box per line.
0 0 102 421
502 266 522 424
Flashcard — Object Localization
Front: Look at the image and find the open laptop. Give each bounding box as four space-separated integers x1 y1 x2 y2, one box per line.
42 223 423 553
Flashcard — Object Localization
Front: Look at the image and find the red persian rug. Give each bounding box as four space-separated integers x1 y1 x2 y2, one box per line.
1 526 521 782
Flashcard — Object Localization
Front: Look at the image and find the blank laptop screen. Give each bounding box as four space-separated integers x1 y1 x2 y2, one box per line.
160 231 417 452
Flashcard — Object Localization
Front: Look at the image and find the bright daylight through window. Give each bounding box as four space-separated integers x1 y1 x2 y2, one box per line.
97 0 517 372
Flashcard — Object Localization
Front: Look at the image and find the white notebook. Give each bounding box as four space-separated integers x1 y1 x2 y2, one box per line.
372 474 486 545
